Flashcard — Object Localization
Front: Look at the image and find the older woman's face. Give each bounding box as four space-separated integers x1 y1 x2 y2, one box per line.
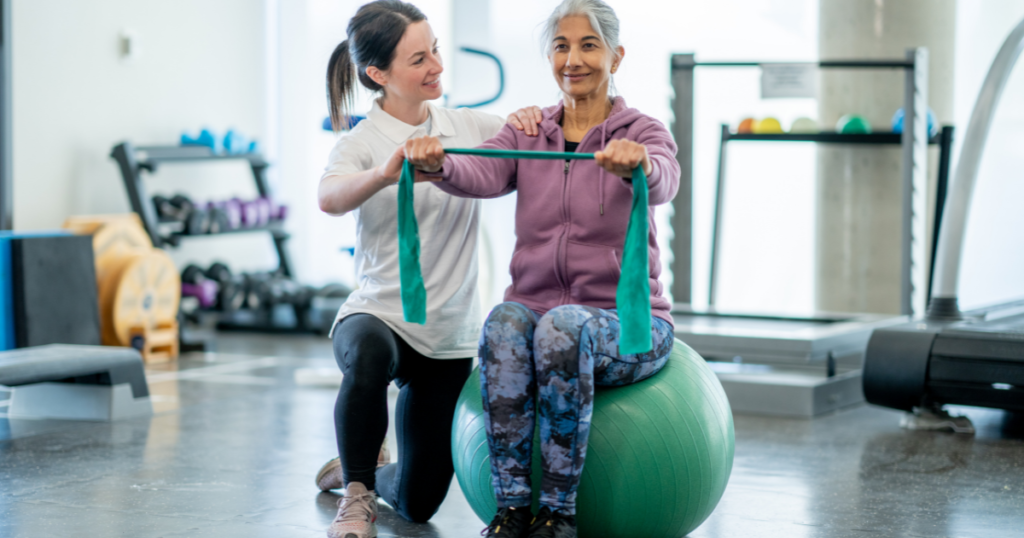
548 15 620 102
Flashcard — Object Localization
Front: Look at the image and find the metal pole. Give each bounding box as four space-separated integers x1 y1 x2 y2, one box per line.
708 124 729 308
927 125 954 306
0 0 12 230
669 53 694 305
901 47 928 317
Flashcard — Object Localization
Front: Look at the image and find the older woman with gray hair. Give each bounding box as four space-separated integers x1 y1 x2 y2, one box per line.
403 0 680 537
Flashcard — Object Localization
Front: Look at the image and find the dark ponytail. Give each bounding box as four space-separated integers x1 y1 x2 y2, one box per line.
327 0 427 132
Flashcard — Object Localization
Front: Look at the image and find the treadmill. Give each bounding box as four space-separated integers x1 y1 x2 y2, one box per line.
863 16 1024 417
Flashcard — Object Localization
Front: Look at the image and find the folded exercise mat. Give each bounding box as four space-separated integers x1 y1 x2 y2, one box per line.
11 235 101 348
399 148 652 354
0 231 74 350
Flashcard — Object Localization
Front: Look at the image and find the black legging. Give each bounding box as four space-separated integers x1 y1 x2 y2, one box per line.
333 313 471 523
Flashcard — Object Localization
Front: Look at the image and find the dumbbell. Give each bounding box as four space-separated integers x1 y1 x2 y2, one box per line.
255 198 272 226
207 207 231 234
181 129 219 152
180 264 219 309
274 203 288 221
265 277 289 307
206 201 242 233
242 273 274 310
185 206 211 235
267 199 288 222
222 199 244 229
235 197 259 228
153 194 194 222
206 262 245 312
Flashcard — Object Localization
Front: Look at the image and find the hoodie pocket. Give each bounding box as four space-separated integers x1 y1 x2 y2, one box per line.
509 240 561 304
566 241 621 305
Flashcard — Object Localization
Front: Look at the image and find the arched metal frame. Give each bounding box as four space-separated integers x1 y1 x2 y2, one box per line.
928 16 1024 319
452 47 505 109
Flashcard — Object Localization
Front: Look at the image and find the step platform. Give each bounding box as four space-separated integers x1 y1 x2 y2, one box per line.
0 345 152 421
673 305 907 417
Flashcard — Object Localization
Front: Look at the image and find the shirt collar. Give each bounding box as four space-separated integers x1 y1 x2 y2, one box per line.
367 99 456 144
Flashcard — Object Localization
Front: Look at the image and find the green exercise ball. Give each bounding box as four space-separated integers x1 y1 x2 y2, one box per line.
836 114 872 134
451 339 734 538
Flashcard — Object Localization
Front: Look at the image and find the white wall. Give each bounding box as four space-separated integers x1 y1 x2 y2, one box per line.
952 0 1024 310
12 0 277 272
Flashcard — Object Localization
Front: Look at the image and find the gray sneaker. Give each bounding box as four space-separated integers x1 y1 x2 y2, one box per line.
327 481 378 538
316 440 391 491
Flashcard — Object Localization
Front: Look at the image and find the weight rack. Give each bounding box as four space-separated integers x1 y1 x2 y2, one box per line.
110 141 314 334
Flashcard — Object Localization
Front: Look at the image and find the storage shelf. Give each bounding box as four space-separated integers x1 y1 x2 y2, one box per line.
160 221 289 245
724 131 942 145
134 145 267 167
111 140 310 336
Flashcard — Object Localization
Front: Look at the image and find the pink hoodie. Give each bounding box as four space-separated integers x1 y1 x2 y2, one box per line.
431 97 679 326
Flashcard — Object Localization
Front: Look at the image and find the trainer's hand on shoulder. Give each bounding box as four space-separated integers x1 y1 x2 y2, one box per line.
404 136 446 180
594 139 652 179
507 106 543 137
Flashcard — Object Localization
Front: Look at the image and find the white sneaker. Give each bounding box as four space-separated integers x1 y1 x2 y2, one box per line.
316 440 391 491
327 481 379 538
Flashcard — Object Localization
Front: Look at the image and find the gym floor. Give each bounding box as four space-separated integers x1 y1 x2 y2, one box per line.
1 333 1023 538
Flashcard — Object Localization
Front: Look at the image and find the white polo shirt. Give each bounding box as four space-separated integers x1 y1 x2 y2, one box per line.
323 99 505 359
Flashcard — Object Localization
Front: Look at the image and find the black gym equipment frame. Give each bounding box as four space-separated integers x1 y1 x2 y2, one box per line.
863 16 1024 414
666 50 933 417
671 51 931 316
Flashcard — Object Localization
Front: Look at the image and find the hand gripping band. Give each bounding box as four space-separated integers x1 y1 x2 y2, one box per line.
399 148 652 354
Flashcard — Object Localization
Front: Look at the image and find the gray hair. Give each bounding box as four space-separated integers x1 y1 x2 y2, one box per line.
540 0 622 61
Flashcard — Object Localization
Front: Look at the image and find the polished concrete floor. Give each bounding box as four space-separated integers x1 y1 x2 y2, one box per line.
1 333 1023 537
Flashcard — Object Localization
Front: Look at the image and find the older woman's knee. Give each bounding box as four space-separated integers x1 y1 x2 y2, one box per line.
485 302 535 328
534 305 598 371
535 305 594 343
481 302 536 351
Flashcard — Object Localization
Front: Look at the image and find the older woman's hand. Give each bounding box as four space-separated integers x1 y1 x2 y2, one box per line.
594 139 652 179
404 136 446 180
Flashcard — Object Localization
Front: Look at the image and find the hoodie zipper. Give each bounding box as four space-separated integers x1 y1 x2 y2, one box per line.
554 159 571 301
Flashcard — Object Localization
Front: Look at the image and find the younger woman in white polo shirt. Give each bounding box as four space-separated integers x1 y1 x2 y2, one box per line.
314 2 540 537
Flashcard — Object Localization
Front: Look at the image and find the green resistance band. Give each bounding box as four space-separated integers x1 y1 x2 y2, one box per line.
398 148 652 354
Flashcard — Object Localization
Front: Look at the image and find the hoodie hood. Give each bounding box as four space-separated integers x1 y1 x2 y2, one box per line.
538 96 641 216
538 95 635 139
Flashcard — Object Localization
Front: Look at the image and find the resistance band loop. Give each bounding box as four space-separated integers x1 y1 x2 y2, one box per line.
398 149 652 354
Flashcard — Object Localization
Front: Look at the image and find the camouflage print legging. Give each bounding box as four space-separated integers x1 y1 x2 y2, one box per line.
479 302 674 514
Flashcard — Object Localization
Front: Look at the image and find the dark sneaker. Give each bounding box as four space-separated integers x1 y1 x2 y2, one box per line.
527 506 576 538
482 506 533 538
316 440 391 491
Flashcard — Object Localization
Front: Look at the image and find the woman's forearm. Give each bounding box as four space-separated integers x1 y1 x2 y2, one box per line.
318 166 394 216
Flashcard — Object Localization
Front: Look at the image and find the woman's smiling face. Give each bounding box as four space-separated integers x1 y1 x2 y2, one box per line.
548 15 621 103
377 20 444 102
